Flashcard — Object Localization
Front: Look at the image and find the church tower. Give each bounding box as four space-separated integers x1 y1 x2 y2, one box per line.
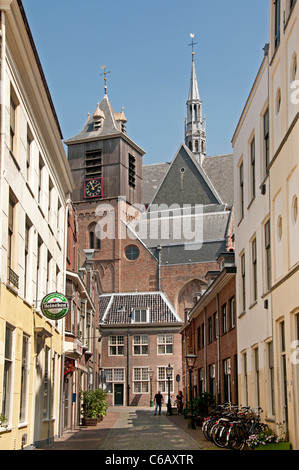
185 37 206 165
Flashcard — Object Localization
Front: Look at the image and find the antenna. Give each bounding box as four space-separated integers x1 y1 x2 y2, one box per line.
100 65 111 95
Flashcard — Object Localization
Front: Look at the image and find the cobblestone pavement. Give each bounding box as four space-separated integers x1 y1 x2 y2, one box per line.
47 406 221 451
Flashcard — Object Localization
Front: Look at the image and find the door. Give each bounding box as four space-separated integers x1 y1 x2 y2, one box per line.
114 384 124 406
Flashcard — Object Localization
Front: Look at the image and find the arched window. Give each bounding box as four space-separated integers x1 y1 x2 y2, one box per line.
89 223 101 250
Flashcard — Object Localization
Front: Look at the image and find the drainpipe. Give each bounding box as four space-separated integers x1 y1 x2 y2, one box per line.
157 245 162 290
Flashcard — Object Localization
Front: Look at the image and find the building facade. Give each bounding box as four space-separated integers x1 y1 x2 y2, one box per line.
99 292 183 407
63 202 102 431
0 0 74 449
232 54 273 422
268 0 299 448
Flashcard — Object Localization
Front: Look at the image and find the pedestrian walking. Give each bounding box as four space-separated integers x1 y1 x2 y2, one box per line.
154 391 164 415
176 391 184 415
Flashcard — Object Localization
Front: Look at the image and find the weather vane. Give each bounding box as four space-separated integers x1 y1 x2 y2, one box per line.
100 65 111 95
188 33 198 55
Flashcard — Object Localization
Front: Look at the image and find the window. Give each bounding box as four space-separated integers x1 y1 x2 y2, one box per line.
209 364 215 397
38 155 45 206
24 218 32 299
133 368 149 393
133 308 148 323
241 253 246 312
48 178 54 224
265 221 272 291
242 352 248 406
26 128 33 183
263 108 270 175
157 334 173 355
157 366 173 393
89 224 101 250
36 236 43 304
208 317 213 343
252 238 257 302
223 358 232 403
19 334 30 423
47 251 52 294
7 193 19 289
109 336 125 356
279 321 288 423
222 304 227 334
201 322 205 348
213 312 218 339
229 297 235 330
104 369 125 394
274 0 281 49
125 245 139 261
128 154 136 188
197 326 201 350
198 369 204 395
133 335 149 355
250 137 256 200
254 347 260 406
268 341 275 417
85 150 102 179
239 162 244 221
10 88 18 155
1 324 15 421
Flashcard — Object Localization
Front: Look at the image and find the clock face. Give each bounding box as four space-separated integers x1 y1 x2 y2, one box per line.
84 178 103 199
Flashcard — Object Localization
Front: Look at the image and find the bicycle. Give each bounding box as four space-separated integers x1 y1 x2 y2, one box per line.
226 407 268 450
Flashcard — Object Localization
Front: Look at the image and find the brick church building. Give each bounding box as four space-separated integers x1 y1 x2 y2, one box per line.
65 51 234 407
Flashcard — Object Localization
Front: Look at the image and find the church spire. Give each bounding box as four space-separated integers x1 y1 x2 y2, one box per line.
185 35 206 165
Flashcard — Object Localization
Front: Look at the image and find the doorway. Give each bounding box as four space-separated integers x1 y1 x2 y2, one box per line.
114 384 124 406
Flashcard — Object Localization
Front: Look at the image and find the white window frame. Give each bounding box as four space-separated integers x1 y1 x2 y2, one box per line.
133 367 149 394
19 333 31 425
157 366 173 394
157 334 174 355
108 335 125 356
133 335 149 356
1 323 16 427
132 308 149 323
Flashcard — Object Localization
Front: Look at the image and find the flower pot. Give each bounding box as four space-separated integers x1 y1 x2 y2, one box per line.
82 417 98 426
254 442 291 451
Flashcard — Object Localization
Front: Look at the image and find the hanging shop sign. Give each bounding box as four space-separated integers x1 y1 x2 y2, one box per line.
41 292 69 320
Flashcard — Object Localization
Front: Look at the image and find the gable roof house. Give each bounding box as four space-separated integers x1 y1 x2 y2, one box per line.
99 292 183 407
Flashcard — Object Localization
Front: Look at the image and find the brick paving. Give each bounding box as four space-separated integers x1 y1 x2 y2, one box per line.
47 406 222 451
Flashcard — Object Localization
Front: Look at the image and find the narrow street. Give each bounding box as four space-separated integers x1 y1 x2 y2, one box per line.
47 407 220 451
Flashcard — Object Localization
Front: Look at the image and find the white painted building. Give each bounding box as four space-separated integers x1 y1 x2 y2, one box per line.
0 0 73 449
232 54 274 422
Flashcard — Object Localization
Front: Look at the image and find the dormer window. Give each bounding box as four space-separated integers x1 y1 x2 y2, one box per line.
132 308 148 323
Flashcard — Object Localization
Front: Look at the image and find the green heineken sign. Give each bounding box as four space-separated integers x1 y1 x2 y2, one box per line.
41 293 69 320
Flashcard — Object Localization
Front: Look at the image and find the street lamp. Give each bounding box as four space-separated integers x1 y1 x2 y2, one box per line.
148 368 154 407
166 363 173 416
185 349 197 429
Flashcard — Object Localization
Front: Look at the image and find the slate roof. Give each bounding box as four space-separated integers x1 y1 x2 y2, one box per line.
65 94 145 154
142 162 170 206
142 149 234 208
99 292 182 325
202 154 234 209
148 144 222 209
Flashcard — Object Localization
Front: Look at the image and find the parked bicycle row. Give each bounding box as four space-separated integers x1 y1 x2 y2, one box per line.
202 403 269 450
